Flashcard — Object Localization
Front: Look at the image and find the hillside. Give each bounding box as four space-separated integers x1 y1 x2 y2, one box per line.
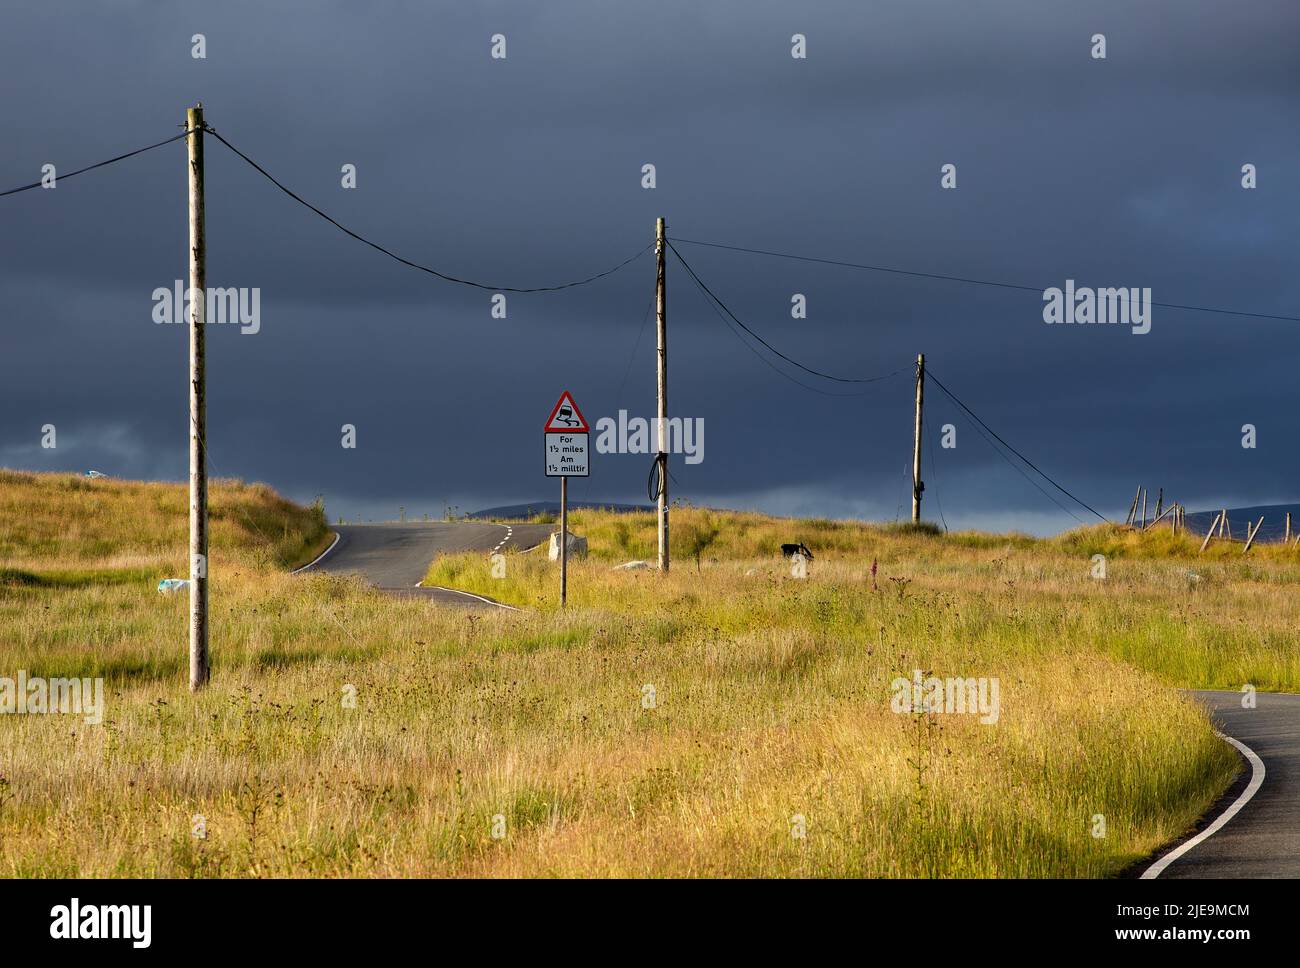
0 469 329 571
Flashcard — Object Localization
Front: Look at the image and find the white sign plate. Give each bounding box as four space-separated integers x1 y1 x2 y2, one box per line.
545 432 589 477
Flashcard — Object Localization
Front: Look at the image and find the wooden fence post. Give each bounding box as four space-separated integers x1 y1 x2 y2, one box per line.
1243 515 1266 554
1199 512 1222 553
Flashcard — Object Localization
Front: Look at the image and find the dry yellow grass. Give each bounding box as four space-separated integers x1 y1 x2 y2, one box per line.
2 473 1276 876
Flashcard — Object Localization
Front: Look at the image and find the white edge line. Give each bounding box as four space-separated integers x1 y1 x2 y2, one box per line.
414 524 523 609
424 585 522 612
1141 730 1265 879
291 531 340 574
299 526 521 611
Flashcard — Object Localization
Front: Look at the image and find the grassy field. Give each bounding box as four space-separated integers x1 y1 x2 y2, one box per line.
5 471 1297 877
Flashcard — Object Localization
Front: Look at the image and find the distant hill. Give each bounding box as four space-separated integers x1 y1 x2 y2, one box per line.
1183 504 1300 544
466 501 654 520
469 500 1300 538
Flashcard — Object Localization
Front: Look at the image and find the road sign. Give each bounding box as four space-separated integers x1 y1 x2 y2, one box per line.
544 391 589 433
545 391 590 477
544 392 592 608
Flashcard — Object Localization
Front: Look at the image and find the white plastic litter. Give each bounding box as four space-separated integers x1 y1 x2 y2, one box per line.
157 578 189 594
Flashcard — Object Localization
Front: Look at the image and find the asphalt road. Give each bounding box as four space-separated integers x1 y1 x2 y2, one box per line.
297 521 554 608
1146 690 1300 879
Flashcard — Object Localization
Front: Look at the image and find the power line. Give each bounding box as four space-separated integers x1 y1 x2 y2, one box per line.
668 241 908 388
675 244 904 397
926 368 1106 522
670 236 1300 324
206 128 650 293
581 293 655 504
932 388 1086 524
3 124 650 291
614 296 656 413
922 408 949 532
0 129 196 198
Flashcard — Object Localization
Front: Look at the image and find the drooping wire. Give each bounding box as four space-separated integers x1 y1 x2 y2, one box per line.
956 404 1086 524
669 241 908 392
614 297 656 417
580 293 655 504
0 129 197 198
205 128 650 293
678 246 903 397
922 406 949 533
670 236 1300 324
927 368 1106 522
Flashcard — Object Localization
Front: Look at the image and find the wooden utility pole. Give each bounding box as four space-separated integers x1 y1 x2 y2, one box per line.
912 353 925 523
559 477 568 608
187 105 209 691
655 217 669 571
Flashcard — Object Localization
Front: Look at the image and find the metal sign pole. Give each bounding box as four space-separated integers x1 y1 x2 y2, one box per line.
544 390 588 611
560 476 568 608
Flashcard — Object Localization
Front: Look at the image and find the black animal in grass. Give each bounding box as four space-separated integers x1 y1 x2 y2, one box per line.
780 542 814 560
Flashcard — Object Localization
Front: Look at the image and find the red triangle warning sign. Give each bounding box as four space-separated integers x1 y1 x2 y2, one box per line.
544 391 589 432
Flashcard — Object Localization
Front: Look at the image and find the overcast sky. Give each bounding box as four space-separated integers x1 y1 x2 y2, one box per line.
2 1 1297 532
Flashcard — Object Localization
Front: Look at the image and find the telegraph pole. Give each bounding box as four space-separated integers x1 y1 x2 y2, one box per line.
560 476 568 608
912 353 925 524
655 217 669 571
187 104 209 690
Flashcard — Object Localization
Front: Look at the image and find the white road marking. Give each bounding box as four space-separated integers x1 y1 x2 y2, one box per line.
1141 730 1266 879
315 522 529 610
424 585 522 612
291 532 341 574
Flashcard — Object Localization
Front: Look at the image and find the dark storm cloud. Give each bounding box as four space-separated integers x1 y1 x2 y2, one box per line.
2 0 1298 531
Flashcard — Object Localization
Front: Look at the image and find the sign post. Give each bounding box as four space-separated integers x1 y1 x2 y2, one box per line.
544 391 590 607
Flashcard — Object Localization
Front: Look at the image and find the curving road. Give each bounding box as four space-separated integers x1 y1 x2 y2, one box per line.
296 521 554 609
1146 689 1300 878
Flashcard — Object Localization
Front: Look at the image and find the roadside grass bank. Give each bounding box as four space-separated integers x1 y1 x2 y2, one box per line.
0 475 1264 875
429 508 1300 692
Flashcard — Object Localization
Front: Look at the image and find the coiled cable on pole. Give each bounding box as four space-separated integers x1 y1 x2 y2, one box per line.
647 455 665 502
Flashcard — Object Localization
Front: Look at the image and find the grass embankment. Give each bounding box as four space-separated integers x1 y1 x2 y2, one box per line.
0 470 331 683
2 472 1286 876
434 511 1300 691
